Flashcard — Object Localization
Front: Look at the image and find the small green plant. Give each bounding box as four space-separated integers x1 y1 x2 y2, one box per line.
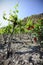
33 19 43 45
3 4 19 34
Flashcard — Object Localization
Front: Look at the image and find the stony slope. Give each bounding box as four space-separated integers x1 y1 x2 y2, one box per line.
0 34 43 65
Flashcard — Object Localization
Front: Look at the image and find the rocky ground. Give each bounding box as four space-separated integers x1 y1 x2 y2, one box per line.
0 34 43 65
